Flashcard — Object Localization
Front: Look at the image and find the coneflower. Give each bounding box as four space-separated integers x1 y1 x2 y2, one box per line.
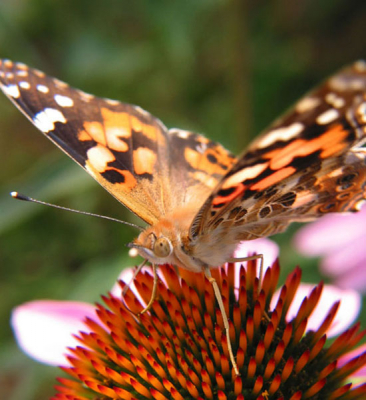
46 258 366 400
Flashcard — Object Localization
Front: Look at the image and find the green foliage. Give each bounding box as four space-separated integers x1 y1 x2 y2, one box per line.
0 1 365 398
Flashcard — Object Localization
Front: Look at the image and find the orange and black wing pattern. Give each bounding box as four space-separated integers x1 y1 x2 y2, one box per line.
0 60 236 225
191 61 366 240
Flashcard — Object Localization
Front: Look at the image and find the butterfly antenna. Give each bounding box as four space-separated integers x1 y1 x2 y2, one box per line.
10 191 144 231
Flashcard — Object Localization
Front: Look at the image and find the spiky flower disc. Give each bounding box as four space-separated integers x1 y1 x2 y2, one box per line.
53 260 366 400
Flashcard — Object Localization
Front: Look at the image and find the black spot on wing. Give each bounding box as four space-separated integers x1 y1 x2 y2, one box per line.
276 192 297 207
101 169 126 184
227 206 242 219
337 173 357 189
217 186 237 198
259 206 271 218
207 153 218 163
235 208 248 220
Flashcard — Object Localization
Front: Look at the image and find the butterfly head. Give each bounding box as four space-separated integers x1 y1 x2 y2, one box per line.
128 211 208 272
129 229 174 265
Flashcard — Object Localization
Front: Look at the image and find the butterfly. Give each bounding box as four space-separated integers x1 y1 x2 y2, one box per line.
1 59 366 375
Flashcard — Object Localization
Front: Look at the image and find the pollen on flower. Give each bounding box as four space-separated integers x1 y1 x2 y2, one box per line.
53 260 366 400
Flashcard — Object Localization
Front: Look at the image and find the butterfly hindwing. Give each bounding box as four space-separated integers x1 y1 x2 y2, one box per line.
191 61 366 240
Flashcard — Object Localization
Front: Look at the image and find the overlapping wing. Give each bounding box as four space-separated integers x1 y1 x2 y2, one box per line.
191 61 366 241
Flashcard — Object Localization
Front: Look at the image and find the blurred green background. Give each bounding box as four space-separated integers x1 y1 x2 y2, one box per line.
0 1 365 398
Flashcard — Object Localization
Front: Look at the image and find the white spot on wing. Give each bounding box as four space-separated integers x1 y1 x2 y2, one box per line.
325 92 345 108
170 129 190 139
16 70 28 77
104 98 120 106
295 97 321 113
350 79 365 90
316 109 339 125
77 90 93 101
291 192 316 208
135 105 150 116
256 122 304 148
15 62 27 70
37 84 49 93
54 78 68 89
34 69 45 78
196 142 207 154
330 76 366 91
54 94 74 107
2 84 20 98
33 108 66 133
221 163 269 189
19 81 30 89
86 145 115 172
328 167 343 178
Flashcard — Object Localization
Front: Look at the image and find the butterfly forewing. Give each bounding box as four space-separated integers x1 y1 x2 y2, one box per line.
191 61 366 240
0 60 235 225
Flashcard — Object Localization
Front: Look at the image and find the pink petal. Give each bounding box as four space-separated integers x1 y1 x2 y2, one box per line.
294 205 366 256
338 344 366 378
112 267 145 304
321 233 366 277
333 263 366 293
111 267 134 296
271 284 361 337
234 238 279 267
112 264 170 307
11 300 96 366
233 238 279 290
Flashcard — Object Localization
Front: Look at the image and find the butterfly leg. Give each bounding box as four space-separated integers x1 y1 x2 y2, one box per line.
140 263 158 315
121 260 158 315
227 253 264 284
204 266 240 376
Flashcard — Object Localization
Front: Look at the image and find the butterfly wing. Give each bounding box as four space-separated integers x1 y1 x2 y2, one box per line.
191 61 366 241
0 60 236 225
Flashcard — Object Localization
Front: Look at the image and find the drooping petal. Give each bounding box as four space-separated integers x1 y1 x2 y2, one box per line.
294 206 366 256
333 263 366 292
321 233 366 277
294 206 366 292
11 300 96 366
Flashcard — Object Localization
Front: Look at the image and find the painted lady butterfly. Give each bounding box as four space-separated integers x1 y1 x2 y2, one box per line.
1 59 366 374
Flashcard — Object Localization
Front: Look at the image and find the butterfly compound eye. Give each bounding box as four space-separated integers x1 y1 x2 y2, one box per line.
153 237 172 258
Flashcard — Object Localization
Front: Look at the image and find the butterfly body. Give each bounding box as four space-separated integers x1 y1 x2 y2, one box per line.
1 59 366 274
133 207 201 271
133 205 241 271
